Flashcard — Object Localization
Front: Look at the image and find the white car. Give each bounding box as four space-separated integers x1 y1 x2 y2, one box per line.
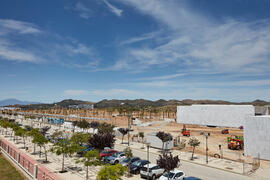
107 152 126 164
140 164 164 180
159 169 185 180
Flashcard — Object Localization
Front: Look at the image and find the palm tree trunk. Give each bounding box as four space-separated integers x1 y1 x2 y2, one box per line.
192 147 195 160
39 146 41 158
44 146 47 162
62 153 65 172
33 143 36 154
86 166 89 180
23 137 26 149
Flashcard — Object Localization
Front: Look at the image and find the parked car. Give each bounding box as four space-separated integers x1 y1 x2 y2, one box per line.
140 164 164 180
159 170 185 180
44 133 51 141
120 156 141 167
100 149 118 158
107 152 126 164
221 129 229 134
77 145 95 156
130 160 150 174
183 177 201 180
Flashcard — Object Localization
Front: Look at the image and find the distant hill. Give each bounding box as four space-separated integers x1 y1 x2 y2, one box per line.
94 99 270 108
8 98 270 110
12 99 94 110
0 98 39 106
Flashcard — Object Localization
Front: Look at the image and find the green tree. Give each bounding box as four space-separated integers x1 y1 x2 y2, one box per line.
76 150 101 180
188 137 200 160
71 132 91 146
15 127 28 149
123 147 133 177
157 153 180 180
118 128 128 144
139 132 145 148
156 131 173 153
28 128 41 154
138 132 144 143
51 131 64 144
97 123 115 134
11 123 20 142
77 120 89 131
89 133 115 152
0 120 10 135
33 133 49 162
97 164 127 180
50 139 80 172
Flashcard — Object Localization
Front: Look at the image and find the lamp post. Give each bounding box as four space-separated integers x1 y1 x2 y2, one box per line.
128 111 131 146
205 133 210 164
146 143 150 180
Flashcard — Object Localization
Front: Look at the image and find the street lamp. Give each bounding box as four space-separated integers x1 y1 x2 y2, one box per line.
146 143 150 180
205 133 210 164
128 111 131 146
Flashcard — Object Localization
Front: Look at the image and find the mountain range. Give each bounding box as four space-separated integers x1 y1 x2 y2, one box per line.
3 98 270 110
0 98 39 106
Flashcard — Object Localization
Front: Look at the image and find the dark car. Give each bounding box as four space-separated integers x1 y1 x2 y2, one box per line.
130 160 150 174
183 177 201 180
120 156 141 167
77 145 95 156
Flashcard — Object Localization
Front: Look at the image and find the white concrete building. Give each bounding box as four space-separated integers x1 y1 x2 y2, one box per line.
146 132 173 150
177 105 254 128
244 116 270 160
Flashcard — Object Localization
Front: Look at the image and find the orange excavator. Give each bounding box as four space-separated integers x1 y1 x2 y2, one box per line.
182 124 190 137
227 136 244 150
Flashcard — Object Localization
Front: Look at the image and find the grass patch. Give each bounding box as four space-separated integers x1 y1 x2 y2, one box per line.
0 153 26 180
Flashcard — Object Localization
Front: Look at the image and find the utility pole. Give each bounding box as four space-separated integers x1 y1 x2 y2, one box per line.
205 133 209 164
147 143 150 180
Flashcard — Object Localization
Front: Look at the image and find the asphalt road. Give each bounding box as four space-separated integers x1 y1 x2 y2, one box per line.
115 144 251 180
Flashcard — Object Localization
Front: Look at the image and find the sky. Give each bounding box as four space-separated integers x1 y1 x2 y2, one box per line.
0 0 270 103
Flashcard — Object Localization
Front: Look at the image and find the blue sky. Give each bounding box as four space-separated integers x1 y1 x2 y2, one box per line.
0 0 270 103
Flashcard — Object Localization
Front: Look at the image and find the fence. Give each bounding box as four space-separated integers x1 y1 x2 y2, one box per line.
0 137 61 180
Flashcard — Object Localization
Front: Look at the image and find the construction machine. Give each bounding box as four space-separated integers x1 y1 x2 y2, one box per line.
227 136 244 150
181 124 190 137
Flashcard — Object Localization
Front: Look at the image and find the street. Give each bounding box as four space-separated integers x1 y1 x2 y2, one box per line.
115 144 251 180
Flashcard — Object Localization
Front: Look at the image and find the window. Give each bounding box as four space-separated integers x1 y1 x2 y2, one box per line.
175 172 184 177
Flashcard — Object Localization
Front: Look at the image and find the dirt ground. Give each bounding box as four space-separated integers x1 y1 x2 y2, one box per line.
113 116 248 163
5 111 260 164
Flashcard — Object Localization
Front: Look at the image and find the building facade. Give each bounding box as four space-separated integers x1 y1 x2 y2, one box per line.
177 105 254 128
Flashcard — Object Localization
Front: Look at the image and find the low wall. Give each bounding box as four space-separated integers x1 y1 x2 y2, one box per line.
177 105 254 127
0 137 62 180
244 116 270 160
146 132 173 150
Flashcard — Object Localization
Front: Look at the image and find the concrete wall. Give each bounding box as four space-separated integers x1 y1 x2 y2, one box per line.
177 105 254 128
244 116 270 160
146 132 173 150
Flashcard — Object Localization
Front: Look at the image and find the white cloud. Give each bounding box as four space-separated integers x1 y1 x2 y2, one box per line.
137 73 185 81
0 46 40 63
64 90 88 96
103 0 123 17
119 31 160 46
0 19 41 34
75 2 92 19
114 0 270 75
0 18 100 67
